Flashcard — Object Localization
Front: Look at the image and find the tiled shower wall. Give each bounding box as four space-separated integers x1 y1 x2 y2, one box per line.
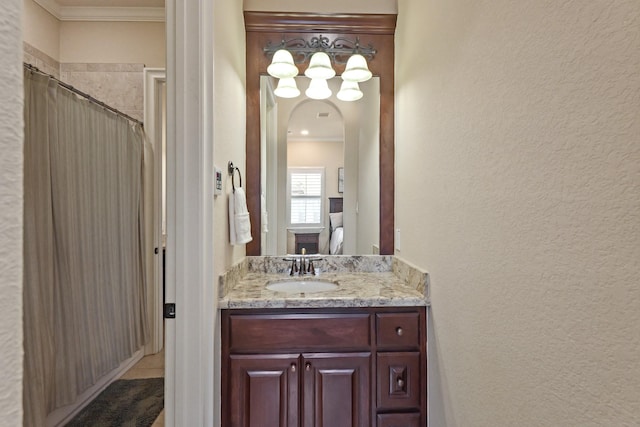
23 43 144 122
60 63 144 121
24 42 60 79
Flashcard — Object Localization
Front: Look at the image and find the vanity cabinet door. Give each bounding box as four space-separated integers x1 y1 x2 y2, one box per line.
376 352 421 411
377 412 421 427
302 353 371 427
229 354 299 427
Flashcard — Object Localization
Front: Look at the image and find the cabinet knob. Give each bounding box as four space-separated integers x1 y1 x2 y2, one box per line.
396 377 405 388
305 362 311 371
396 327 404 336
291 363 296 372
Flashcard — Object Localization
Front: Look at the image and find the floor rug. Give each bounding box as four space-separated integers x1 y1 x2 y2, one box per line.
66 377 164 427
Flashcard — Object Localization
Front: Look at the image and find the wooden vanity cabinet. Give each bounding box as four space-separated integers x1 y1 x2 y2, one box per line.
222 307 426 427
229 354 300 426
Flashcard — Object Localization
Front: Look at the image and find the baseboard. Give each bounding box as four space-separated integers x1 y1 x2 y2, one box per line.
45 348 145 427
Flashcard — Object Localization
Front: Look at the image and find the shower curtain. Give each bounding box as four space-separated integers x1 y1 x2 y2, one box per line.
23 68 149 426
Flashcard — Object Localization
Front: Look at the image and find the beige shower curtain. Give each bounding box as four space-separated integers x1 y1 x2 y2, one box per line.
23 68 149 426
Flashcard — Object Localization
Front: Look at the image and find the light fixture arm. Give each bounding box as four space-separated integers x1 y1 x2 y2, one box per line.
264 35 376 65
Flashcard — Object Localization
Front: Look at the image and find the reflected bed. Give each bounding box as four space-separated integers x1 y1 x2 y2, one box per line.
329 197 343 255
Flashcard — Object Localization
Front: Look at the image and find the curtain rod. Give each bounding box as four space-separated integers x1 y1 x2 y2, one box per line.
23 62 144 127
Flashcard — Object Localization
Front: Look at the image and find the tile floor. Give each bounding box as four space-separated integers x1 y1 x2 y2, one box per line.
121 351 165 426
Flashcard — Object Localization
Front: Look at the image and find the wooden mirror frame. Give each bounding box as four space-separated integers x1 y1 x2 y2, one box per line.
245 11 397 255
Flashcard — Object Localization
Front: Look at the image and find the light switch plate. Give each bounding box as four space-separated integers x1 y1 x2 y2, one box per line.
214 165 223 196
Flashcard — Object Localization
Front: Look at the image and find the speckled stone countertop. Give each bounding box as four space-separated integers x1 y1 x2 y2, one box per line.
218 255 430 309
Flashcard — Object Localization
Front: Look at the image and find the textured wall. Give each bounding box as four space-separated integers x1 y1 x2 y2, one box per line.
23 42 60 79
61 63 145 121
0 0 24 424
395 0 640 426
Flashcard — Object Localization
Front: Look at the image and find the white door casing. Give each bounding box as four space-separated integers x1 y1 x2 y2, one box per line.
143 68 166 356
165 0 216 426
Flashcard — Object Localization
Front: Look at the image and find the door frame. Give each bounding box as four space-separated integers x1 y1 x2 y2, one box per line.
165 0 216 425
143 68 166 355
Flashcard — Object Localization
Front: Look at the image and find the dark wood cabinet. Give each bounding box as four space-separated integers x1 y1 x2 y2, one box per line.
294 233 319 254
302 353 370 427
229 354 299 427
377 352 421 411
222 307 426 427
377 412 422 427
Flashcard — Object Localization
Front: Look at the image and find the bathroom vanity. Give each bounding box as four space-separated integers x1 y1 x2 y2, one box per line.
219 256 429 427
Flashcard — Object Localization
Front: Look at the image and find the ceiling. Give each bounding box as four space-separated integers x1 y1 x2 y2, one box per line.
288 99 343 143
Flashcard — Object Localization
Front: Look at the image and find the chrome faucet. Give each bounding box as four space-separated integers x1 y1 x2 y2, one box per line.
300 248 307 274
286 248 320 276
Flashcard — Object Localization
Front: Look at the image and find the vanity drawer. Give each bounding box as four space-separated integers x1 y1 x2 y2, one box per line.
376 312 420 350
228 313 371 353
377 412 421 427
377 352 421 411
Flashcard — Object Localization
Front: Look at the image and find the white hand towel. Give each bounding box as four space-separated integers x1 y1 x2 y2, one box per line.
229 191 237 245
261 193 269 233
230 188 252 245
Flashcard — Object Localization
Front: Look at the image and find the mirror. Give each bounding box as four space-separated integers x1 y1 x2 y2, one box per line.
244 11 397 256
260 76 380 255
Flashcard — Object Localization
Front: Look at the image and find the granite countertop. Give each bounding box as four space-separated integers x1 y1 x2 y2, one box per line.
218 255 430 309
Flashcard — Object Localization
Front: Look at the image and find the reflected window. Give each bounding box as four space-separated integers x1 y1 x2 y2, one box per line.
288 167 324 227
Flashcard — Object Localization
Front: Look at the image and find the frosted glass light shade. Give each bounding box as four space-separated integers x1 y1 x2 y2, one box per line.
305 78 332 100
274 78 300 98
337 80 363 101
304 52 336 80
267 49 298 79
341 54 372 82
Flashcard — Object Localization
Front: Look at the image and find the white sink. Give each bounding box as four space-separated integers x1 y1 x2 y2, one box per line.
266 279 338 293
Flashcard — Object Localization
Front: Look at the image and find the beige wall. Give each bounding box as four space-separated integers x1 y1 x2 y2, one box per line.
396 1 640 426
23 1 165 68
23 0 60 61
60 21 165 67
211 2 245 421
213 0 247 275
22 2 165 121
0 0 24 424
244 0 396 14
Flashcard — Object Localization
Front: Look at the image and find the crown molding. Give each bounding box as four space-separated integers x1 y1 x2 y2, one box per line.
34 0 165 22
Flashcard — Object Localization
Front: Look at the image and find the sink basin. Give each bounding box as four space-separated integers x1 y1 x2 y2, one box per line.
266 279 338 293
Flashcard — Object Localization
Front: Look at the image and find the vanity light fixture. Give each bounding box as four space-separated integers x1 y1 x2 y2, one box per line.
342 54 373 82
305 78 332 100
267 49 299 79
273 77 300 98
265 35 375 101
336 80 363 101
305 52 336 80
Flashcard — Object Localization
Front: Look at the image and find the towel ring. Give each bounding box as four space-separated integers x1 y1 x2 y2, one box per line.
228 161 242 193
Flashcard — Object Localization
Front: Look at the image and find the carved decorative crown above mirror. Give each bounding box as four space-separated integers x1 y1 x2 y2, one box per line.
244 11 397 255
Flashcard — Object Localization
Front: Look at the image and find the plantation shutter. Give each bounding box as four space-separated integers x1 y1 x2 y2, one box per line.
289 169 323 226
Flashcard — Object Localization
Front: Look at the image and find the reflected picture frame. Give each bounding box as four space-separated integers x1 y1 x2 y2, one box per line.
338 167 344 193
